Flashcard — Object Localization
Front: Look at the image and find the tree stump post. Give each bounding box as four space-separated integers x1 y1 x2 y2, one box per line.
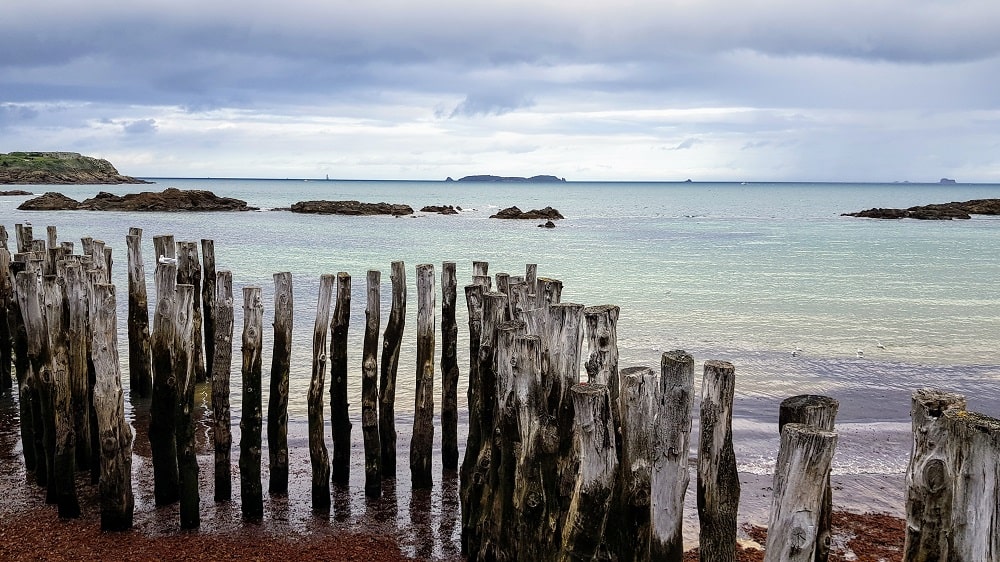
614 366 658 561
410 263 436 490
201 239 216 378
149 235 179 506
441 261 460 471
239 286 264 521
941 407 1000 560
91 283 135 531
173 284 200 529
175 242 206 383
379 261 405 479
211 270 235 503
650 350 695 561
362 270 382 497
267 272 293 495
309 274 334 512
697 360 740 562
330 272 352 486
125 229 152 398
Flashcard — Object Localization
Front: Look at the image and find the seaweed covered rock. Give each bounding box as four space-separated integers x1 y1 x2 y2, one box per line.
17 192 81 210
290 200 414 216
19 188 256 212
490 206 564 220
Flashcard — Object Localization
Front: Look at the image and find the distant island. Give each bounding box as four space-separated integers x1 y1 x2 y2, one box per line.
0 151 150 185
445 175 567 183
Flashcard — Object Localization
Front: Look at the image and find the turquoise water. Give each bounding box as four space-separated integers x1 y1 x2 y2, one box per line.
3 179 999 475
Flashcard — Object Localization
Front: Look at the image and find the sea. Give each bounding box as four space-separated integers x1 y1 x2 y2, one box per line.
2 178 1000 527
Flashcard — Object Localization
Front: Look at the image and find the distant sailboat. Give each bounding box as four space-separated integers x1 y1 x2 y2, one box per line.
326 174 329 181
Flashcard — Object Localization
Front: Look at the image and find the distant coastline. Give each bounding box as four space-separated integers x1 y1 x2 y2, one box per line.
445 174 567 183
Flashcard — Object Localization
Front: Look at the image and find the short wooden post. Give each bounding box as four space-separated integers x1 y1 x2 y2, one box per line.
764 424 839 562
173 284 200 529
614 366 658 561
584 304 621 458
201 239 216 378
126 229 152 398
16 270 55 491
697 360 740 562
903 389 966 562
362 270 382 497
473 260 489 277
211 270 234 502
441 261 460 471
650 350 695 561
330 272 352 486
149 235 179 506
43 274 80 518
410 263 436 490
309 274 334 512
536 276 563 307
239 286 264 520
15 223 33 253
941 407 1000 560
267 271 292 495
91 283 135 531
559 383 618 562
175 242 206 382
379 261 405 479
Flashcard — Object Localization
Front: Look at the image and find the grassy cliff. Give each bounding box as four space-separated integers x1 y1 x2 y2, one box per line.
0 152 149 184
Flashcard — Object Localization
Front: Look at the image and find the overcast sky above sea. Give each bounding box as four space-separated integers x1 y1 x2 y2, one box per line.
2 0 999 182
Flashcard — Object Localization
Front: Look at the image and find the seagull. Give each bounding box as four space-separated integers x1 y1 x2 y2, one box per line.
876 340 886 350
792 346 803 357
856 349 865 358
157 255 177 265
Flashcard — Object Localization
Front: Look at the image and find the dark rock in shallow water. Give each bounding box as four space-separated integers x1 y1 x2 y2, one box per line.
18 188 256 212
490 206 564 220
17 192 81 210
290 200 413 216
0 190 33 196
842 198 1000 220
420 205 458 215
538 220 556 228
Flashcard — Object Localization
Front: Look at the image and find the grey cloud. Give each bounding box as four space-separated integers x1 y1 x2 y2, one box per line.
672 138 701 150
447 93 534 118
0 103 39 126
122 119 157 135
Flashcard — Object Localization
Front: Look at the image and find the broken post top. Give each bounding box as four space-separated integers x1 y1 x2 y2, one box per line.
912 388 967 416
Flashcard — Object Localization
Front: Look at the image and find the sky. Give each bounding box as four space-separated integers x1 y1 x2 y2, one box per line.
2 0 1000 182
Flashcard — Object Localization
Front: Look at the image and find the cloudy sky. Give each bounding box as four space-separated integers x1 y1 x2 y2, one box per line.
2 0 999 182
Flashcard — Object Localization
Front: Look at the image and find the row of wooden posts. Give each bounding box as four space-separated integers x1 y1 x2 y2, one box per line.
2 223 999 561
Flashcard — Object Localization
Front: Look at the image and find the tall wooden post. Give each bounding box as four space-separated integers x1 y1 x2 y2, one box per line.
330 272 352 486
15 223 33 253
201 239 216 378
362 270 382 497
440 261 460 471
0 244 12 392
175 242 205 382
149 235 179 506
584 304 621 459
268 271 293 495
239 286 264 520
173 284 199 529
211 270 235 502
697 360 740 562
379 261 405 479
614 366 658 561
309 274 334 512
941 407 1000 560
459 282 485 553
63 260 91 473
91 283 135 531
410 263 436 490
126 229 152 398
7 259 35 472
17 270 55 492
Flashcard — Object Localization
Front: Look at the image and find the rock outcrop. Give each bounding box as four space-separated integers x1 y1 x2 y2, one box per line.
290 200 414 216
842 199 1000 220
0 152 150 184
490 206 564 220
453 175 566 183
16 192 81 210
420 205 459 215
18 188 256 212
0 190 33 196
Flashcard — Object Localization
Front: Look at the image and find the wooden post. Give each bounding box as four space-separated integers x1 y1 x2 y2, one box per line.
45 225 57 250
764 423 838 562
441 261 460 471
697 360 740 562
536 276 563 307
15 223 33 253
267 271 292 495
362 270 381 497
614 366 658 561
173 284 200 529
650 350 695 561
90 240 107 283
941 407 1000 560
459 281 485 553
330 272 352 486
584 304 621 459
149 235 179 506
201 239 216 378
85 268 102 484
175 242 206 382
0 244 12 392
559 383 618 562
473 260 489 277
43 274 80 518
16 270 54 492
309 274 334 512
239 286 264 520
8 260 36 472
211 270 234 503
410 263 436 490
779 394 839 562
525 263 537 289
379 261 405 478
903 389 966 562
125 229 152 398
91 283 135 531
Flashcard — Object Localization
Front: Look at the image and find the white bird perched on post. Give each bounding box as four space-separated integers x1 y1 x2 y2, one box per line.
157 255 177 265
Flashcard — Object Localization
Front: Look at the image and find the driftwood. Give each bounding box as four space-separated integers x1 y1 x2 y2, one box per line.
42 274 79 517
201 239 216 378
308 274 334 511
941 407 1000 560
410 263 435 490
210 270 234 502
90 283 134 531
173 284 199 529
125 230 152 398
697 360 740 562
175 242 205 382
267 271 293 495
440 261 460 471
239 286 264 520
149 235 178 506
379 261 405 479
362 270 381 497
330 272 352 486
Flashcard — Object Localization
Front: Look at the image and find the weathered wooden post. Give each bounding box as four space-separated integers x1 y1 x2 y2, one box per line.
91 283 135 531
126 229 152 398
459 281 485 553
0 246 11 392
941 407 1000 560
379 261 405 479
7 259 35 472
650 350 694 561
16 270 54 491
764 423 839 562
239 286 264 520
362 270 381 497
525 263 537 289
779 394 839 562
201 239 216 378
175 242 206 382
411 263 436 490
330 272 352 486
149 235 179 506
536 276 563 307
441 261 460 471
473 260 489 277
309 274 334 512
584 304 621 458
903 389 966 562
697 360 740 562
268 271 292 495
559 383 618 562
15 223 33 253
211 270 234 503
613 366 658 561
173 284 200 529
